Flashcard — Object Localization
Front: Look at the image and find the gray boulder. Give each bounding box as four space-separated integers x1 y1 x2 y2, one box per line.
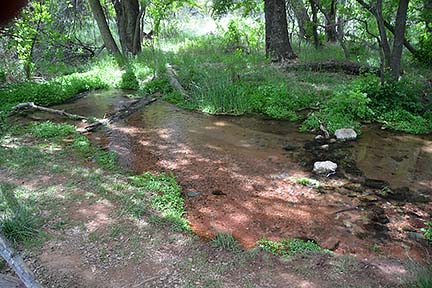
335 128 357 140
313 161 337 174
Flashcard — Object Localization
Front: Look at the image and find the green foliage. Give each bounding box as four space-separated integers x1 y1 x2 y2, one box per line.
416 32 432 65
120 69 139 90
290 177 320 189
29 121 75 139
421 221 432 244
357 76 425 114
379 110 432 134
211 233 241 252
257 237 325 257
143 78 172 95
71 134 118 170
130 172 189 231
301 88 373 133
0 71 109 113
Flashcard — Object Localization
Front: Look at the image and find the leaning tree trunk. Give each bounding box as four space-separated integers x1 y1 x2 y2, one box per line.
265 0 297 61
390 0 410 80
88 0 124 65
112 0 141 55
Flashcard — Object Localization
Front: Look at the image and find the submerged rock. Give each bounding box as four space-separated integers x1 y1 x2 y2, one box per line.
313 161 337 174
335 128 357 140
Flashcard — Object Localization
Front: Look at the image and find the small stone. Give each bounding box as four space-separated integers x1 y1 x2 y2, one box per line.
343 220 352 228
320 237 340 251
320 144 329 150
359 195 379 202
315 135 324 140
335 128 357 140
329 139 337 143
282 144 298 151
313 161 337 174
187 192 202 198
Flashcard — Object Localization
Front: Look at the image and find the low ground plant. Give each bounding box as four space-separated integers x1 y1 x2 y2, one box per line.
257 237 326 257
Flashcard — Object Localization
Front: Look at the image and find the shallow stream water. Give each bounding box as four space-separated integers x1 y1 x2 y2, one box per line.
40 89 432 259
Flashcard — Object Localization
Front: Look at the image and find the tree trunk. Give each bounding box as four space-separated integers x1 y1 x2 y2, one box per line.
356 0 418 56
112 0 141 55
375 0 392 68
325 0 338 42
265 0 297 61
309 0 321 48
88 0 124 64
390 0 409 80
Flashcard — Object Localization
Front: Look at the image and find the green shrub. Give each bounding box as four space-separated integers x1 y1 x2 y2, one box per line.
356 75 425 114
143 78 172 95
120 69 139 90
257 237 325 257
29 121 75 139
301 89 373 133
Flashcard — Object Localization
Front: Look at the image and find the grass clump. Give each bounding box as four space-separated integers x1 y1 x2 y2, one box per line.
0 184 41 244
29 121 75 139
211 233 242 252
257 237 325 257
405 266 432 288
130 172 189 231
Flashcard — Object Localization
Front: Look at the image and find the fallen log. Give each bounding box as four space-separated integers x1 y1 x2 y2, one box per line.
284 60 379 75
165 63 190 101
0 233 42 288
9 102 87 121
10 97 157 134
77 97 157 133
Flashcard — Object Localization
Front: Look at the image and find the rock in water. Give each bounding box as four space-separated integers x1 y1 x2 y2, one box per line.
335 128 357 140
313 161 337 174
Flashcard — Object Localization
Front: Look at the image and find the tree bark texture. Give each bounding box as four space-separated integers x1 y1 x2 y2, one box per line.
390 0 410 79
112 0 141 55
265 0 297 61
375 0 392 68
309 0 321 48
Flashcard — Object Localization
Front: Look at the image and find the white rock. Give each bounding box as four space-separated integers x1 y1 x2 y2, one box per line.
335 128 357 140
313 161 337 174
